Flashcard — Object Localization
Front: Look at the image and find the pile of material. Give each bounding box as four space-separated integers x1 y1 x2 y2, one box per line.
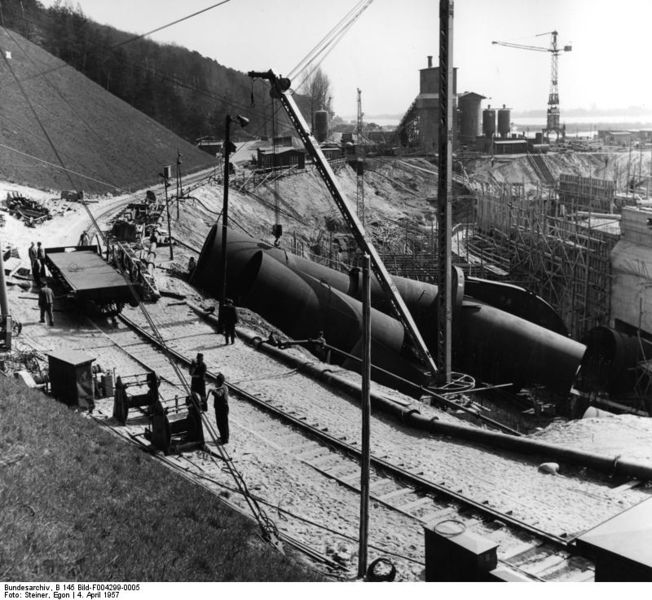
5 192 51 226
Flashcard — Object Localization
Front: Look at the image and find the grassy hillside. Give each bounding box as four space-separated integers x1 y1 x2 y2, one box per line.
0 376 320 581
0 27 216 194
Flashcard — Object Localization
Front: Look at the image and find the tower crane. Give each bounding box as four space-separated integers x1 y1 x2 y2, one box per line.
492 31 572 140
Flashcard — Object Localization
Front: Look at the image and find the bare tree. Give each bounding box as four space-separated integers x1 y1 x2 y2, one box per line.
301 67 333 127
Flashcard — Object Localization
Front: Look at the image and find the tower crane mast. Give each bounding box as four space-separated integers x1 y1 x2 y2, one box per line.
492 31 572 139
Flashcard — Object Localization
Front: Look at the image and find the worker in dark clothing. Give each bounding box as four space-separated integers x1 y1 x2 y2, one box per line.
38 282 54 326
209 373 229 444
36 241 45 261
187 256 196 279
220 298 238 344
189 352 207 411
32 258 42 287
28 241 37 264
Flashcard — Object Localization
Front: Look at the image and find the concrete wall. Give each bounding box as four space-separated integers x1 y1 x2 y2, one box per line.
611 207 652 333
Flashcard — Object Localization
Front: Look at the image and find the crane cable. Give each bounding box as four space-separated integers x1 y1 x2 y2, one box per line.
80 194 282 550
271 96 282 246
0 29 75 189
293 4 373 94
287 0 374 82
5 30 285 544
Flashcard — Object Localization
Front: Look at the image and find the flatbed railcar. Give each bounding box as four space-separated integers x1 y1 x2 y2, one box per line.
44 245 141 316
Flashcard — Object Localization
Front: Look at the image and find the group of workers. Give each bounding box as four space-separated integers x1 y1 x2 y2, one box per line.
28 241 55 326
189 353 230 444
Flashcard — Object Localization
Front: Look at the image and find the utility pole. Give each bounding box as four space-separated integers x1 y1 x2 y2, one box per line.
437 0 454 383
357 253 371 580
176 151 182 219
219 114 249 321
356 88 365 226
160 166 173 260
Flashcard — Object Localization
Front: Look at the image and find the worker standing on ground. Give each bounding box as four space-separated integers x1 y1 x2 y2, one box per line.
36 241 47 280
187 256 196 279
209 373 229 444
36 241 45 261
38 282 55 326
189 352 207 411
29 242 40 286
221 298 238 344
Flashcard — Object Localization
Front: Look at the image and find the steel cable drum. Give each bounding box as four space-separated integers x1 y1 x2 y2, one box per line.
458 300 585 394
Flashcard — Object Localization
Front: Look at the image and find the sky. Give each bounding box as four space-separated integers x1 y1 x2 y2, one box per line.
37 0 652 119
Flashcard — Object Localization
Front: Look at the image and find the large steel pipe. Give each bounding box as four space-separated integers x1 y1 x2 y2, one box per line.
191 225 274 299
192 227 586 394
238 251 429 386
458 301 585 394
578 326 652 395
269 248 584 394
464 277 569 336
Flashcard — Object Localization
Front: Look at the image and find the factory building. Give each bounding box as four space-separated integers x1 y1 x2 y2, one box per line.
398 56 457 152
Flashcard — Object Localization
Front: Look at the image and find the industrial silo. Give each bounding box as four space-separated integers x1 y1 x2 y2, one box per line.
498 105 511 138
482 105 496 138
314 110 329 142
458 92 485 141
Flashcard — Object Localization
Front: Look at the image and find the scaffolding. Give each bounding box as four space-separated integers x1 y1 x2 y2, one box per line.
474 180 619 339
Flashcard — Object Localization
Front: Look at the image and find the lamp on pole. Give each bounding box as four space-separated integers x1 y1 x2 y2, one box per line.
160 165 173 260
219 113 249 319
176 151 182 219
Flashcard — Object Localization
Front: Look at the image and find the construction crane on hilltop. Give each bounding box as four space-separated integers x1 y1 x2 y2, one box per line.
492 31 572 140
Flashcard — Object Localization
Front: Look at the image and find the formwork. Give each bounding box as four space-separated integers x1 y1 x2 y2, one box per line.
558 173 616 212
473 181 619 339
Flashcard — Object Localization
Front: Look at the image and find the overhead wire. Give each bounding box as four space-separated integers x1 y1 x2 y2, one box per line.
0 36 75 188
289 0 375 91
0 25 125 192
17 0 233 82
1 9 284 541
287 0 371 81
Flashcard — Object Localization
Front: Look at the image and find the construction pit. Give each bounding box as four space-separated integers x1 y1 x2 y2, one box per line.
2 145 652 582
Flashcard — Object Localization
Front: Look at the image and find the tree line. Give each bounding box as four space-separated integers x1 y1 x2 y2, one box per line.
0 0 326 143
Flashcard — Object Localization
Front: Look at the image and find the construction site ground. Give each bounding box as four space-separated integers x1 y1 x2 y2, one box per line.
3 152 652 581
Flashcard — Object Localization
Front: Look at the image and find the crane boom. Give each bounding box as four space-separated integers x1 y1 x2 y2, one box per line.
248 69 439 378
491 41 550 53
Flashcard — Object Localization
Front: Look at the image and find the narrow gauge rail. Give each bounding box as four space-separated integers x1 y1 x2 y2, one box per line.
81 310 596 582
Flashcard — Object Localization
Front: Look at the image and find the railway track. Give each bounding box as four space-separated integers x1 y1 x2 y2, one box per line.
75 304 599 582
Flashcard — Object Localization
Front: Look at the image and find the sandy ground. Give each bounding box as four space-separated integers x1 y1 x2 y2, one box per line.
4 174 652 581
